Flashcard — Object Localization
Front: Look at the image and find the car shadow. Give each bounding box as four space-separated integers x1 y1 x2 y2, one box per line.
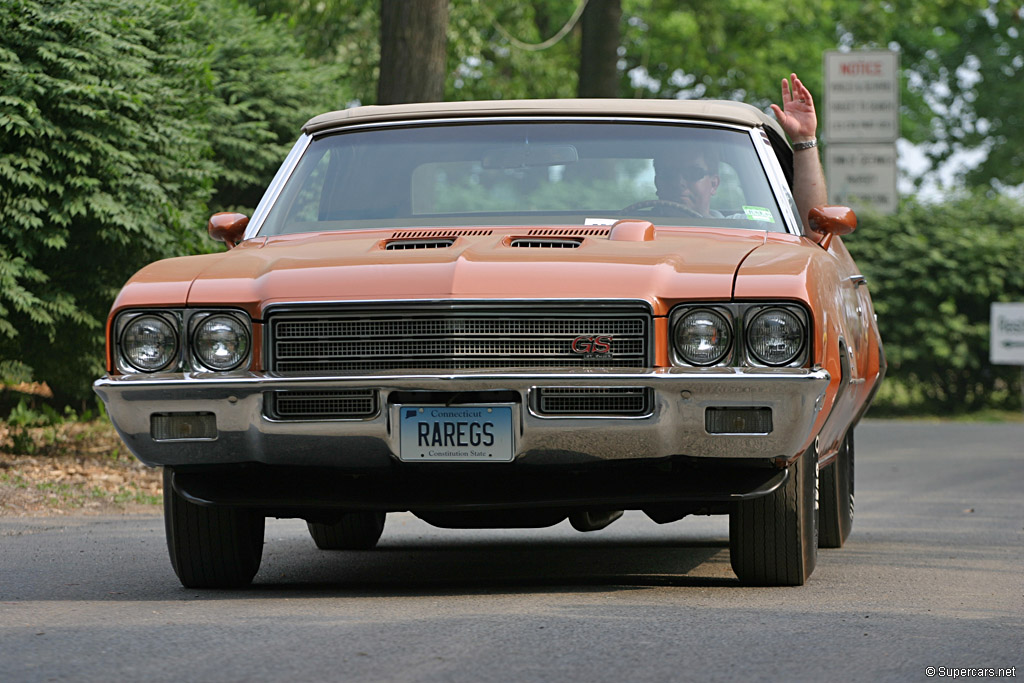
249 536 739 595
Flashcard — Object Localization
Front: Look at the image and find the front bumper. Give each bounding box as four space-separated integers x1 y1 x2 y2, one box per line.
94 367 830 469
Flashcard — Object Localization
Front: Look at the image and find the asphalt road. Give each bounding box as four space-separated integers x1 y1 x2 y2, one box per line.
2 420 1022 682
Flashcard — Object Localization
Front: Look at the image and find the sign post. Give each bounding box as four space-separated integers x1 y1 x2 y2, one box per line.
990 302 1024 413
823 50 900 215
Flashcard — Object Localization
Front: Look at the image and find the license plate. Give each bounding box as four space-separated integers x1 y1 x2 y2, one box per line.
398 405 514 462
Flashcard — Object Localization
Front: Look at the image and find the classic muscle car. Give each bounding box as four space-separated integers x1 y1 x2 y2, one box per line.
94 99 884 587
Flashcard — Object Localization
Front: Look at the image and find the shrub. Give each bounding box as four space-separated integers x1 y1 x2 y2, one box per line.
0 0 344 402
846 194 1024 414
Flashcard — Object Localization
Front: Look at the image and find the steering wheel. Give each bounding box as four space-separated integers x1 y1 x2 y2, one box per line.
620 199 703 218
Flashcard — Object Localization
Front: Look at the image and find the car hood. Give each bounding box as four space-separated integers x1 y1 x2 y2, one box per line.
127 228 771 317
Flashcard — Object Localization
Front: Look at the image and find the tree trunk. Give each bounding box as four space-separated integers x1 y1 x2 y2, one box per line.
578 0 621 98
377 0 449 104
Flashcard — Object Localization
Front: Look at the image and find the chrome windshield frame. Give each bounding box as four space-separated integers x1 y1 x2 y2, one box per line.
245 115 802 240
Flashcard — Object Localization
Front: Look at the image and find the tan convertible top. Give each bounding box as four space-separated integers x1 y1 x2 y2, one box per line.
303 98 786 139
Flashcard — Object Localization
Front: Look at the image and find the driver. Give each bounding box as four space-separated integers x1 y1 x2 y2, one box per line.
652 146 722 217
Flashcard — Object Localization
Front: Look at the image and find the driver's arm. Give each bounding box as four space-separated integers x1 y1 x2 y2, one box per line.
770 73 827 240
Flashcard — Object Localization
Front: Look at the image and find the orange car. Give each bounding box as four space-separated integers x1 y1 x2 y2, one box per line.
94 100 884 587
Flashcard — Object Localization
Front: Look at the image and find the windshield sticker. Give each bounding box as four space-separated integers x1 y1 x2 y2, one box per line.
742 206 775 223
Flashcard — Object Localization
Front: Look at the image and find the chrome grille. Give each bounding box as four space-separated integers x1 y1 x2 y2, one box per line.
535 387 652 416
267 303 651 374
268 390 377 420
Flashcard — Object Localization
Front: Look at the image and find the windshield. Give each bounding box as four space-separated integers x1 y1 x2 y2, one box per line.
259 121 787 235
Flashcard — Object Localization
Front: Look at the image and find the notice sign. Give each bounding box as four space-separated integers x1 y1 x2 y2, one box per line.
824 50 900 143
990 303 1024 365
825 143 898 215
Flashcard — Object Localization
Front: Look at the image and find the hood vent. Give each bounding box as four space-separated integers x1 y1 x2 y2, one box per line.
385 238 455 250
391 229 493 239
510 237 582 249
528 228 610 238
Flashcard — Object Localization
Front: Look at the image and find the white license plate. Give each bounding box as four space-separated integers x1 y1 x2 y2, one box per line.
398 405 514 462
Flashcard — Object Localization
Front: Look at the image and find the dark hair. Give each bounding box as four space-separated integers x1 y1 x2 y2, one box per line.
654 143 720 176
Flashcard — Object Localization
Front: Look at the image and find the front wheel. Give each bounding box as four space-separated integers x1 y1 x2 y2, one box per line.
819 430 854 548
307 511 386 550
163 468 265 588
729 445 818 586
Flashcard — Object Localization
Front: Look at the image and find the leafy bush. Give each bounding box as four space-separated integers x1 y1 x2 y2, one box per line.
0 0 344 401
846 195 1024 414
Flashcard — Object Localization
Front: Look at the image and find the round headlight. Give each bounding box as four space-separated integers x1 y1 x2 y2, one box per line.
192 315 250 371
746 308 806 366
674 309 732 366
120 315 178 372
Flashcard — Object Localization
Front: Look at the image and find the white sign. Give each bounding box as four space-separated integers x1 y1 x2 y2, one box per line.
990 303 1024 365
824 50 900 143
825 143 898 215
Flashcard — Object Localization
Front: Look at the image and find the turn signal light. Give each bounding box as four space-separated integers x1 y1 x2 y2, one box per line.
705 407 773 434
151 413 217 441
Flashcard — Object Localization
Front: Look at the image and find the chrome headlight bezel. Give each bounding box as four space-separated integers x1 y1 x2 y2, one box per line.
669 302 811 369
744 305 809 367
116 312 181 373
114 308 253 375
189 311 252 372
669 306 734 367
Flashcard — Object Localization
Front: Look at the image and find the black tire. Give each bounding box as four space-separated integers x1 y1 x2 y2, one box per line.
729 445 819 586
163 468 265 588
307 511 386 550
819 430 855 548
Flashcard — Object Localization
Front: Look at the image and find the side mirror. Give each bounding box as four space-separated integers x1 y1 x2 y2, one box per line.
807 206 856 250
208 212 249 250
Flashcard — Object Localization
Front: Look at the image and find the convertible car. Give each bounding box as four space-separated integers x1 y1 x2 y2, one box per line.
94 99 884 587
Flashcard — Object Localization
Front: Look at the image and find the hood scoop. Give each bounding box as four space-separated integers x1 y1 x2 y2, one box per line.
383 228 493 250
527 228 611 238
384 238 455 250
506 227 608 248
391 228 493 239
509 237 582 248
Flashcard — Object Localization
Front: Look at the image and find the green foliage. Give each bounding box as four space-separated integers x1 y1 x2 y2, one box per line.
4 397 72 453
846 195 1024 413
448 1 580 101
195 0 350 212
241 0 379 102
0 0 342 400
0 0 215 399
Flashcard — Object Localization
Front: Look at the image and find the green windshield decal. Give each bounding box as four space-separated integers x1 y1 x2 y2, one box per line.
742 206 775 223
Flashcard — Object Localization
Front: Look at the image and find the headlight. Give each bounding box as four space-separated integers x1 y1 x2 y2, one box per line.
746 307 806 366
673 308 732 365
192 314 250 371
120 315 178 372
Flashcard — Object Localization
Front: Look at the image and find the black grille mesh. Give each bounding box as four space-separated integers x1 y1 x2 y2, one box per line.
269 390 377 419
536 387 652 416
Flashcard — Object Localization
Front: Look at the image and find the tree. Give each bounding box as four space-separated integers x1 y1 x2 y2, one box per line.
0 0 346 400
578 0 622 98
378 0 449 104
193 0 349 212
896 1 1024 190
0 0 215 399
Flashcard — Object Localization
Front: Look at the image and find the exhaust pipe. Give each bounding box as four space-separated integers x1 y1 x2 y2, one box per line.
569 509 624 532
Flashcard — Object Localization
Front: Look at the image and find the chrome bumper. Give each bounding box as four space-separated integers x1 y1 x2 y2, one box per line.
93 368 831 468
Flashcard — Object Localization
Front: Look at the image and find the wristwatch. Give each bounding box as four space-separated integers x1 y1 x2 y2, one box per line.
792 138 817 151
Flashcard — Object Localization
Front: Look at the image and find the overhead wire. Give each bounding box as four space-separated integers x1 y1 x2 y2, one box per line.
490 0 590 52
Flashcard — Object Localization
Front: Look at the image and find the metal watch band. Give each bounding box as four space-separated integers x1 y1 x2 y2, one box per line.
792 138 817 151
